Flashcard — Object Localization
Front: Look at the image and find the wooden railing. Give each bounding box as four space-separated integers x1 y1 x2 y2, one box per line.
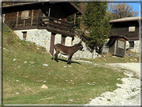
38 17 75 33
5 17 39 29
5 16 88 40
74 29 89 42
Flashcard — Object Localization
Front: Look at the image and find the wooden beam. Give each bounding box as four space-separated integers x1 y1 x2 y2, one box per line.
38 26 75 36
12 26 37 30
48 8 51 17
16 11 19 27
37 9 41 26
50 32 56 55
31 9 34 26
74 13 76 25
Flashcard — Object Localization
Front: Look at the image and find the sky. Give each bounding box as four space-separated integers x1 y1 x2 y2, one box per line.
127 3 140 16
107 0 141 17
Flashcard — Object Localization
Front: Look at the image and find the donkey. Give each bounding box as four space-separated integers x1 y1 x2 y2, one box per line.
52 41 83 64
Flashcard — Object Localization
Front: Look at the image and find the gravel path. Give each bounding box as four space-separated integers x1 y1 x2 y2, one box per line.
75 60 141 106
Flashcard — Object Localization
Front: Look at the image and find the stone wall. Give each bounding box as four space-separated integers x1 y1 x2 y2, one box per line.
14 29 51 52
14 29 97 59
126 40 140 53
71 36 97 59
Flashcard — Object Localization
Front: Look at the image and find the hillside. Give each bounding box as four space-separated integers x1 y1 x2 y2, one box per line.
2 23 137 104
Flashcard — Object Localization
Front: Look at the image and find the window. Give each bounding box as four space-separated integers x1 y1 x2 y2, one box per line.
22 31 27 40
129 41 134 49
21 10 29 20
117 40 125 49
129 26 135 32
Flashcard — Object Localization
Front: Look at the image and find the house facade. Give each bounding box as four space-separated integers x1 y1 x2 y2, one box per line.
102 17 141 57
2 2 98 59
109 17 141 54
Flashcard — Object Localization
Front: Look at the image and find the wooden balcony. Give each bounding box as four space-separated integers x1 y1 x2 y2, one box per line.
7 16 76 36
38 17 75 36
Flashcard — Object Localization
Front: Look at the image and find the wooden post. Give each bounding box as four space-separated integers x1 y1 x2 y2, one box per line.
48 8 51 27
74 13 76 25
31 10 34 26
50 32 56 55
48 8 51 17
16 11 19 27
37 9 41 26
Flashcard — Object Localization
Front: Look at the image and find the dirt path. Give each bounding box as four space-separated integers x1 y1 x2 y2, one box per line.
75 60 141 106
117 63 140 77
83 62 141 106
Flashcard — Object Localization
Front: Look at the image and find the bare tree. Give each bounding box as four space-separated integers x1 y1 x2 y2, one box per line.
109 3 138 19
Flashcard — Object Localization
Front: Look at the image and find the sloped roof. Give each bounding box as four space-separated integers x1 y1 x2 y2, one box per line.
110 17 141 23
2 2 83 15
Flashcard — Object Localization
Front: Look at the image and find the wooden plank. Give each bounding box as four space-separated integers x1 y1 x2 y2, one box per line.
39 18 74 28
38 26 75 36
39 19 75 33
12 26 37 30
40 17 74 25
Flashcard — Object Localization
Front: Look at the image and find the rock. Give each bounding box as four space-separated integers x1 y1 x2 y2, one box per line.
43 64 48 67
24 61 27 63
69 99 73 102
13 59 16 61
30 61 35 64
128 53 133 57
134 54 139 58
16 80 19 82
16 92 19 95
41 84 48 89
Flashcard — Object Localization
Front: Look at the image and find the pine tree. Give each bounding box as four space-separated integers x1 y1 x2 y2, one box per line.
83 2 111 53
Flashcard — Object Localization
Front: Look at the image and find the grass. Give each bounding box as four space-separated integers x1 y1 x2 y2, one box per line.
81 51 139 63
2 23 137 104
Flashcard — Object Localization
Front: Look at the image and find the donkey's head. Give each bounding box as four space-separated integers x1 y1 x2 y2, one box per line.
77 41 83 51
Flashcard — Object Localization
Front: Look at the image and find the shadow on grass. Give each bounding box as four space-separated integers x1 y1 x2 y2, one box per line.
52 58 81 64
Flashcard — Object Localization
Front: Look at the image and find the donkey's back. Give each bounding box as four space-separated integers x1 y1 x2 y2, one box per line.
54 44 72 55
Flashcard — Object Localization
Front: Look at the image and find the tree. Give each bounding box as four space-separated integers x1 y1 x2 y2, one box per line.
67 2 86 29
109 3 138 19
83 2 111 53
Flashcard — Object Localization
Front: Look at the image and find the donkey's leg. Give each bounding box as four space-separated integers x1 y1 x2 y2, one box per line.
55 51 59 62
67 55 73 64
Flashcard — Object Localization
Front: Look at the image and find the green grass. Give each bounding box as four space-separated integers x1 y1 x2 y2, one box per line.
81 52 139 63
2 23 133 104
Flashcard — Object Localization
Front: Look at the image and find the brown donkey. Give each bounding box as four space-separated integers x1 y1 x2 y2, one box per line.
52 41 83 64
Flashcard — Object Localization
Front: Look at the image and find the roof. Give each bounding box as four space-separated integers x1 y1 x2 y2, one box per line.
110 17 142 23
2 2 83 15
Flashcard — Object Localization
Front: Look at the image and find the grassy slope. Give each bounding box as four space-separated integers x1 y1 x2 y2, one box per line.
3 23 136 104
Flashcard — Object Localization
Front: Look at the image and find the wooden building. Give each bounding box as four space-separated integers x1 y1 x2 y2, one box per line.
103 17 141 57
2 2 83 55
109 17 141 41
